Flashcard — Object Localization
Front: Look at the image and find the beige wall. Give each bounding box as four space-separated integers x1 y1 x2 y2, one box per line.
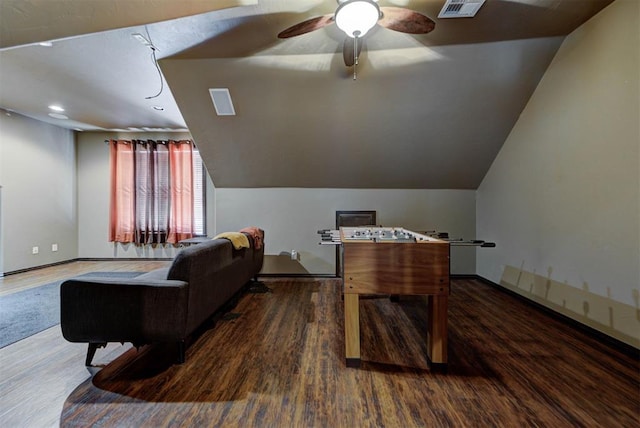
0 112 77 273
216 188 477 275
76 131 215 259
477 0 640 347
76 132 477 273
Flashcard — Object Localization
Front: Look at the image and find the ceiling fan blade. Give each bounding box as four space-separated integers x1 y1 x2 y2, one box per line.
343 36 364 67
277 14 334 38
378 7 435 34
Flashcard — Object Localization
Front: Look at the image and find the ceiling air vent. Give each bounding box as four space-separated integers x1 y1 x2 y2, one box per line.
209 88 236 116
438 0 486 18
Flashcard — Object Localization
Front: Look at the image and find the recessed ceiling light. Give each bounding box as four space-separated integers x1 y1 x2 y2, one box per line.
39 42 53 47
48 113 69 120
48 105 65 112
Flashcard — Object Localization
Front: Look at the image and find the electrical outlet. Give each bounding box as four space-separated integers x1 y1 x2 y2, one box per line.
32 246 39 254
52 243 58 252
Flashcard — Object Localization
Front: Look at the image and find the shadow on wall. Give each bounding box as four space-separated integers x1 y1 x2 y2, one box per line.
111 242 181 258
501 265 639 349
260 254 311 275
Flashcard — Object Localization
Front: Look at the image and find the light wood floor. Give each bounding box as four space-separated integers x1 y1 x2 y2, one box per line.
0 261 638 427
0 260 171 296
0 261 170 427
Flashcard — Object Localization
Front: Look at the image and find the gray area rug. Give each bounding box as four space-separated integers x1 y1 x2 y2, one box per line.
0 271 142 348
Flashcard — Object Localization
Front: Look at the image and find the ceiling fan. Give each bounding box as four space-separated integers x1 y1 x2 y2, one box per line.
277 0 435 78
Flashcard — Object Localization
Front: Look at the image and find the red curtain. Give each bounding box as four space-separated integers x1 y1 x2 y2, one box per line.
109 139 195 245
167 141 194 244
109 140 135 242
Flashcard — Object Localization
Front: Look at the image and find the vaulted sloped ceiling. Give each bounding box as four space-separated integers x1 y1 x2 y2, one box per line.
162 36 562 188
159 0 614 188
0 0 614 189
0 0 254 49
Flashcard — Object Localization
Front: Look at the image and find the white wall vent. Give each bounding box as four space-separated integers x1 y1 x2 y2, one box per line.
209 88 236 116
438 0 486 18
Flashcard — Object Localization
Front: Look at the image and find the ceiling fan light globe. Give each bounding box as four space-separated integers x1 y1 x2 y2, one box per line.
335 0 380 38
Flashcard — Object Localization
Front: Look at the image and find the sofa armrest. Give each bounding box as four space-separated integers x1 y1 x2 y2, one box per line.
60 278 189 344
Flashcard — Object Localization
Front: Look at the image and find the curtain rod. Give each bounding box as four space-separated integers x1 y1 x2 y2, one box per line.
104 139 193 144
105 139 168 143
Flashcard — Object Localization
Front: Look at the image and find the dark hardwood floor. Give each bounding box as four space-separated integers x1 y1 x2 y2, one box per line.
53 276 638 427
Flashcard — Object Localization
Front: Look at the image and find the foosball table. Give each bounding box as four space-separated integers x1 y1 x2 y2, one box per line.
318 226 495 369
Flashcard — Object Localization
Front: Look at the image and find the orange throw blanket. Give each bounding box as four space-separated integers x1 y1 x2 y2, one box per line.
213 232 250 249
239 226 264 250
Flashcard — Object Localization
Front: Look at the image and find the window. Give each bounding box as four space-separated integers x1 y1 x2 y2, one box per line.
109 139 206 245
193 150 206 236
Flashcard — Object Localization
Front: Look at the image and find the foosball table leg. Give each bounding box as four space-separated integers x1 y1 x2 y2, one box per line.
427 294 448 366
344 293 361 367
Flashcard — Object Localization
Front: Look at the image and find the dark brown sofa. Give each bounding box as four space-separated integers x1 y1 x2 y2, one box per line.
60 229 264 365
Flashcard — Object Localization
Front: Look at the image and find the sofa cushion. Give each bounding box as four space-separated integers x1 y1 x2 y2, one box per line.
167 239 232 282
136 267 170 281
61 278 188 343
